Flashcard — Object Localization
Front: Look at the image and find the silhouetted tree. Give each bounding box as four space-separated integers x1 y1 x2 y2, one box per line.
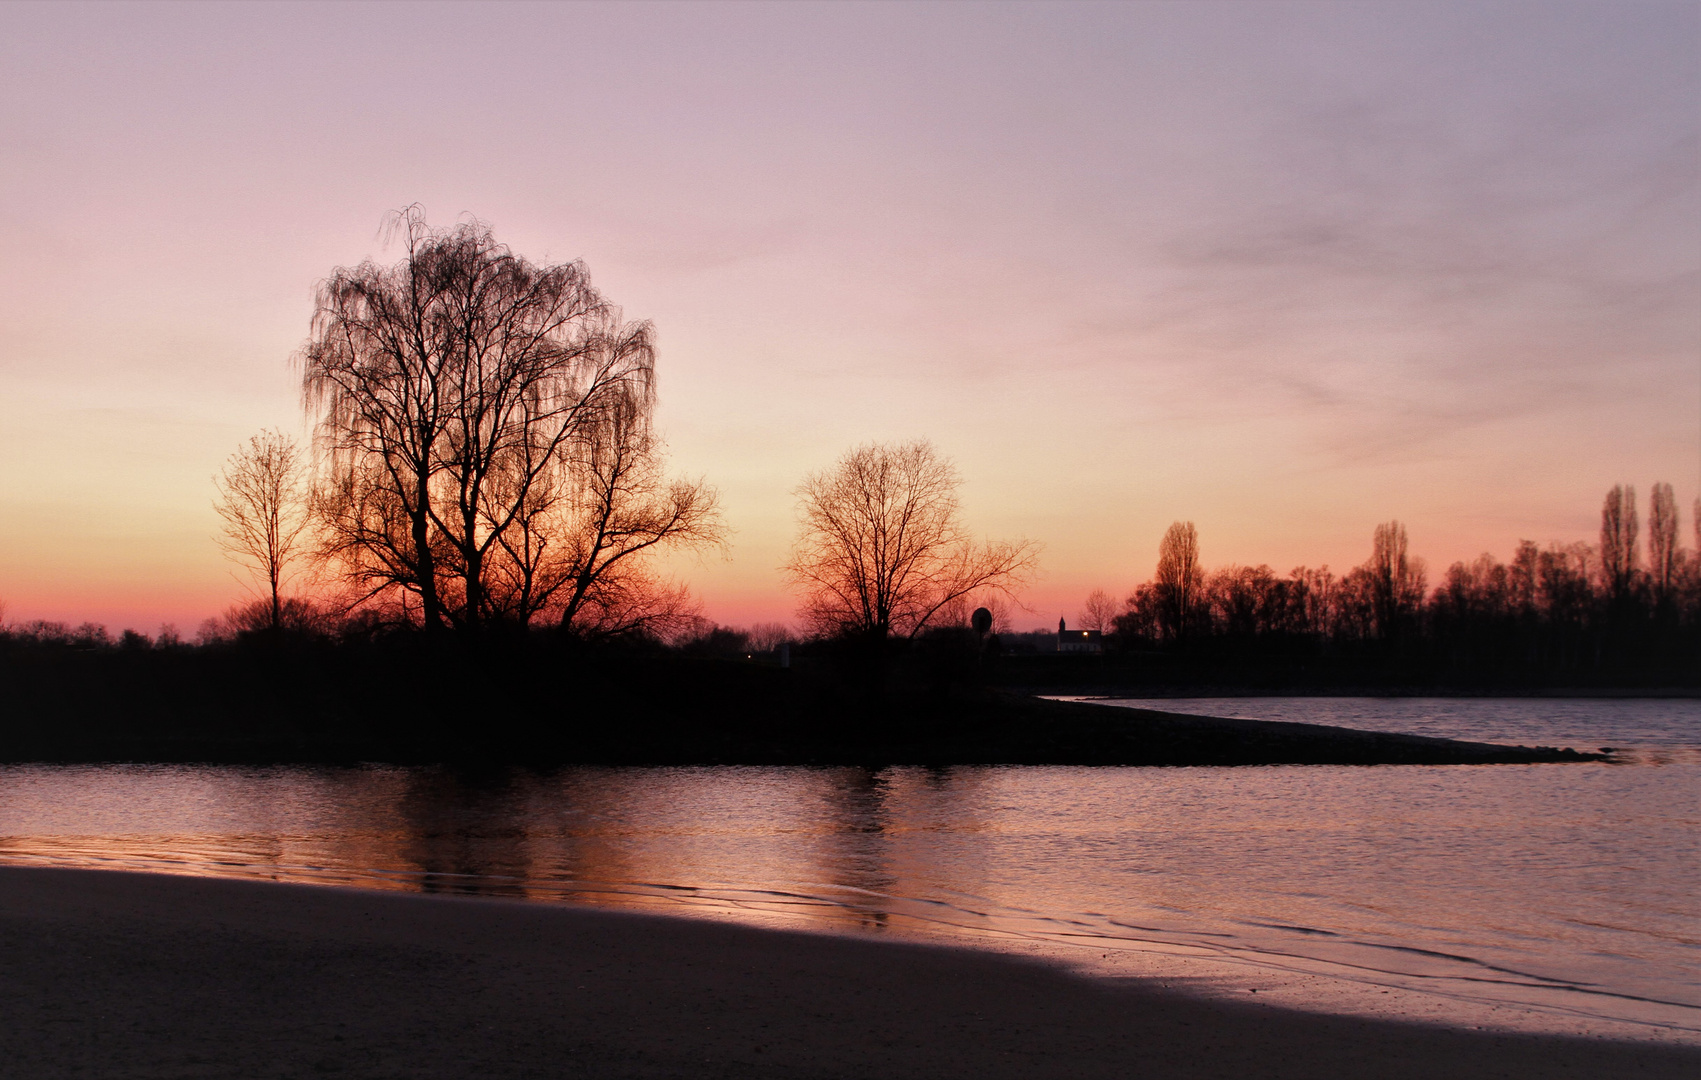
1648 482 1678 605
1111 581 1161 643
1434 554 1509 621
748 622 793 653
1080 588 1118 633
1334 564 1378 641
786 440 1038 640
213 429 311 633
1205 564 1283 638
1365 521 1425 641
1599 484 1639 601
1154 521 1202 642
1285 565 1336 638
1687 497 1701 633
1508 541 1539 615
302 207 719 633
1536 542 1594 666
1430 552 1515 671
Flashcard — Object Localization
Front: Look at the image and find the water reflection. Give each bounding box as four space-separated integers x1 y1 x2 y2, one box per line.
0 748 1696 1036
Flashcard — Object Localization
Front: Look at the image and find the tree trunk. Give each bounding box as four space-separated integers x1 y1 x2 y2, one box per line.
414 477 443 633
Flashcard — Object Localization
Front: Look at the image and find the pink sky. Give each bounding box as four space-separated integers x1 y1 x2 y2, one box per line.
1 1 1696 635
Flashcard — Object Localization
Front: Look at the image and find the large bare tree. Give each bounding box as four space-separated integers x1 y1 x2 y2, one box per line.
213 429 310 633
302 208 719 633
786 440 1037 640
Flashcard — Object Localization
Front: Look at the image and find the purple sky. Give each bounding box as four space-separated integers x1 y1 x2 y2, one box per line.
1 0 1696 634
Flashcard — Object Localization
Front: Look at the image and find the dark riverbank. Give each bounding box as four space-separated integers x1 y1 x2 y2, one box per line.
981 650 1701 697
0 640 1600 766
0 867 1691 1079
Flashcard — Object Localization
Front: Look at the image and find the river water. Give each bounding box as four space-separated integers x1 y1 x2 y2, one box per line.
0 698 1694 1039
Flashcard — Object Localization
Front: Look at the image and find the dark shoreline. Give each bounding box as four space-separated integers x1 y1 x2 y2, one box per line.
0 866 1692 1079
0 643 1607 767
1034 685 1701 699
0 694 1602 769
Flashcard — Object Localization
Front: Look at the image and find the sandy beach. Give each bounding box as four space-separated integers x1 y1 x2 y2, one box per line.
0 867 1693 1079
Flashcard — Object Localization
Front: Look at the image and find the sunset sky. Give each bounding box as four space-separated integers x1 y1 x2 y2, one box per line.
1 0 1696 635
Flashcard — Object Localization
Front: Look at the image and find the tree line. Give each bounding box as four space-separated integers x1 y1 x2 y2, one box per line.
1075 484 1699 680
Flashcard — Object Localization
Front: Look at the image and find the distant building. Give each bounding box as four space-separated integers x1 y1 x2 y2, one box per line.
1057 617 1103 654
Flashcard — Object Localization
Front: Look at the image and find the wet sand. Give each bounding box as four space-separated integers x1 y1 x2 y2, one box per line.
0 867 1692 1079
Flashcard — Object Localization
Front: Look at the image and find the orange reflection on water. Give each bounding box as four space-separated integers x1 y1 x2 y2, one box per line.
0 760 1696 1038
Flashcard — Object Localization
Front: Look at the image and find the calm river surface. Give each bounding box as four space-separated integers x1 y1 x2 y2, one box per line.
0 698 1695 1037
